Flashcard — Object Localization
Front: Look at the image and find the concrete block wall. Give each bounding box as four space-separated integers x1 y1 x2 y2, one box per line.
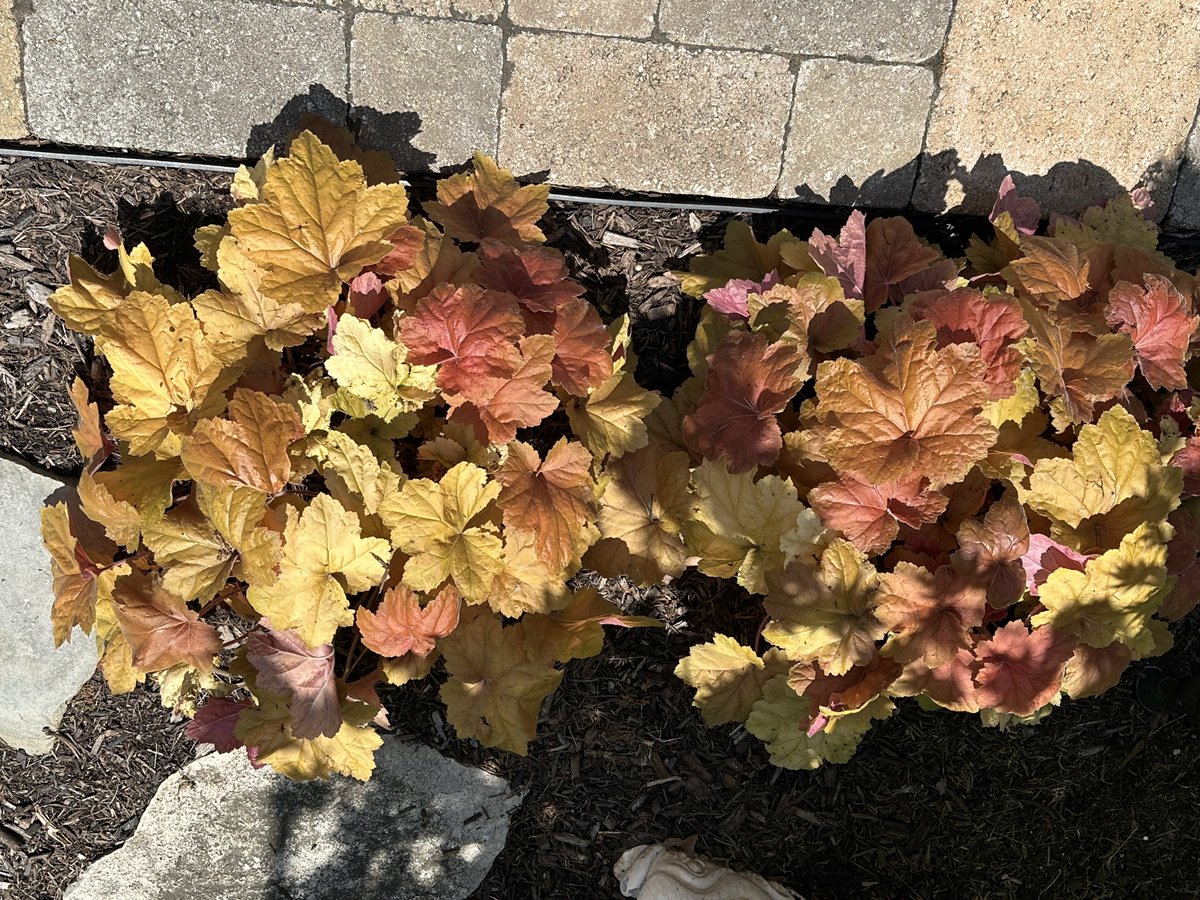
4 0 1200 227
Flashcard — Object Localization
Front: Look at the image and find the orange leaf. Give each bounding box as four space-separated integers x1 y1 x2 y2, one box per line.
863 217 941 312
550 297 613 396
68 377 112 464
682 330 803 474
425 152 549 245
875 562 987 667
1105 276 1199 390
496 438 596 570
1003 236 1091 303
973 622 1076 716
356 583 460 659
909 288 1028 399
111 572 221 673
476 239 583 314
813 318 996 486
446 334 559 444
181 389 305 493
809 474 947 556
951 494 1030 607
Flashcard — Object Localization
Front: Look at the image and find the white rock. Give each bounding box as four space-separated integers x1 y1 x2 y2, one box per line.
0 455 97 755
615 843 800 900
65 737 522 900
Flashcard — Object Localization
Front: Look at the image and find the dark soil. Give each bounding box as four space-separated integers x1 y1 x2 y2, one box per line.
2 154 1199 900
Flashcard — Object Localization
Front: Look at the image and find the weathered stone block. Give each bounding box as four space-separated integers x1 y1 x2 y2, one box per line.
65 739 523 900
354 0 503 20
780 60 933 207
658 0 953 64
0 2 24 138
500 34 793 197
509 0 657 38
351 13 503 171
1166 116 1200 229
0 456 96 756
913 0 1200 220
22 0 347 157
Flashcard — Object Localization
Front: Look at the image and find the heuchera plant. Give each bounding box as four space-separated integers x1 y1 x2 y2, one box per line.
666 179 1200 768
41 130 661 780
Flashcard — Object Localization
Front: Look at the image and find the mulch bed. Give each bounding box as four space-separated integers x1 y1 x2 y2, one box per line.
1 154 1198 900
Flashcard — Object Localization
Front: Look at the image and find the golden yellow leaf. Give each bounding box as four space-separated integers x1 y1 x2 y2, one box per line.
40 503 128 645
196 482 283 586
674 635 788 725
227 131 410 312
325 314 438 422
564 370 661 460
379 462 503 603
678 221 807 297
426 152 549 245
484 529 572 618
143 497 236 603
236 695 382 781
522 588 660 665
68 378 108 461
439 608 564 755
247 494 390 646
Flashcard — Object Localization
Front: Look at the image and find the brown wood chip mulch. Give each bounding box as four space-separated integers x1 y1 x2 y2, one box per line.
1 154 1198 900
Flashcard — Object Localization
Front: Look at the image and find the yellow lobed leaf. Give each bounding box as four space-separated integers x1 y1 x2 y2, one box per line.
247 494 390 647
675 635 789 726
439 608 564 755
678 221 807 297
309 430 405 532
591 445 691 584
40 503 127 645
426 152 549 246
1020 405 1181 549
227 131 410 312
746 674 893 770
763 539 886 675
1032 521 1171 656
684 459 806 595
565 369 661 460
142 497 236 604
236 695 382 781
94 593 142 694
196 482 282 586
483 529 572 618
379 462 503 603
68 377 108 461
194 223 229 271
325 314 438 422
77 469 142 550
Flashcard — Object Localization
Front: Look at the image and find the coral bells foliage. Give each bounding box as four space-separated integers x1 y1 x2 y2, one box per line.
670 184 1200 769
40 132 660 780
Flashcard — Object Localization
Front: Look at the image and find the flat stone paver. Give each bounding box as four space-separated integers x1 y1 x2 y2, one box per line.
65 738 523 900
0 2 24 138
354 0 503 20
351 13 503 170
500 34 793 197
913 0 1200 219
0 456 96 756
658 0 953 64
22 0 346 157
509 0 657 38
780 60 933 206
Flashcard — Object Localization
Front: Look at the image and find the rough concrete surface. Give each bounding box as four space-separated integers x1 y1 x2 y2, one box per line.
65 738 524 900
913 0 1200 220
509 0 658 38
354 0 504 20
658 0 953 63
0 456 96 756
351 13 503 170
780 60 934 207
0 2 25 138
500 33 794 197
21 0 347 157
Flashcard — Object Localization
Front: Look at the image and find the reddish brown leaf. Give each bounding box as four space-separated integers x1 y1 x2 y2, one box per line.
496 438 596 570
1004 236 1092 303
551 297 614 396
246 626 340 739
875 563 987 667
974 622 1076 716
347 271 387 318
399 283 525 398
951 494 1031 607
357 583 461 658
990 175 1040 236
789 655 900 716
446 334 560 444
910 288 1028 399
891 646 980 713
809 475 948 556
112 573 221 673
682 330 803 474
373 224 426 276
1172 436 1200 498
476 239 583 314
1105 276 1199 390
185 698 252 752
809 211 866 301
863 217 941 312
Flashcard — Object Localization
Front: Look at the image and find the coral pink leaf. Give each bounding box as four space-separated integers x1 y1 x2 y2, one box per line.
476 239 583 314
348 271 387 318
809 211 866 301
910 288 1029 399
809 475 947 556
1021 533 1093 596
990 175 1041 236
704 271 780 319
682 330 803 473
875 563 987 667
551 297 614 396
447 334 559 444
185 698 250 753
245 627 341 740
951 494 1031 607
974 622 1076 716
1105 276 1199 390
357 583 460 658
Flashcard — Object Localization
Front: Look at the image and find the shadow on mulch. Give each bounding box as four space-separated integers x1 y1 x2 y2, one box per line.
2 154 1200 900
